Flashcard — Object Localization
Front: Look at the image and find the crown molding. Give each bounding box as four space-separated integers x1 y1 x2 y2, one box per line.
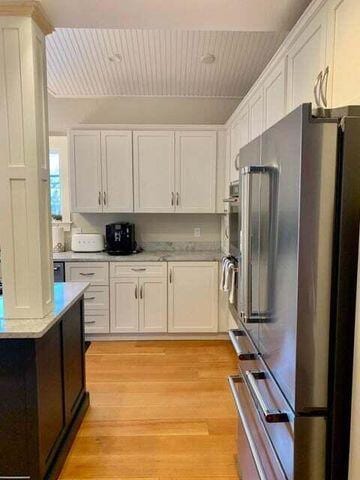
0 1 53 35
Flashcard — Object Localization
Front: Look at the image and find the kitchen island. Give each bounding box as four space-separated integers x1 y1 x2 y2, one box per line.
0 282 90 479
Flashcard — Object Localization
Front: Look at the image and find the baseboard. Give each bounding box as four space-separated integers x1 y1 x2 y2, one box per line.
86 332 229 341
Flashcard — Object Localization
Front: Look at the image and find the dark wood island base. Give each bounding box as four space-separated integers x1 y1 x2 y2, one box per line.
0 285 89 480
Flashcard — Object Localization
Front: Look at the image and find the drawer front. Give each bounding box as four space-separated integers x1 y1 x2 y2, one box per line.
228 375 288 480
65 262 109 285
84 286 109 310
110 262 167 278
84 310 110 334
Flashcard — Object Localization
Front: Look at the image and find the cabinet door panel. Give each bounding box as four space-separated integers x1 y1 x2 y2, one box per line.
101 131 133 212
287 6 327 111
139 277 167 333
263 58 287 130
175 131 217 213
230 106 249 182
70 131 102 212
110 278 139 332
62 301 84 422
37 324 65 475
168 262 218 333
326 0 360 107
134 131 175 212
249 89 264 141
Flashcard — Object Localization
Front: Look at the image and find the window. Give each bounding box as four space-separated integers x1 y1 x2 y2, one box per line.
49 136 71 229
49 151 62 218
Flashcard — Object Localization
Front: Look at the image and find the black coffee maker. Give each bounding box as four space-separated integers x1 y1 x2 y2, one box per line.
106 223 137 255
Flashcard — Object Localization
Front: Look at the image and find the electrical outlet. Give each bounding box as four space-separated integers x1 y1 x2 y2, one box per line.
194 227 201 238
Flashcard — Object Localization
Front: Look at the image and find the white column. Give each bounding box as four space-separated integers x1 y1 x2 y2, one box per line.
0 3 54 318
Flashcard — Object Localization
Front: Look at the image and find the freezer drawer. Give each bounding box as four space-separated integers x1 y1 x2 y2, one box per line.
229 375 287 480
229 372 327 480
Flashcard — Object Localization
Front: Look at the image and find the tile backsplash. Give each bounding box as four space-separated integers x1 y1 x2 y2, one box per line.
67 213 222 251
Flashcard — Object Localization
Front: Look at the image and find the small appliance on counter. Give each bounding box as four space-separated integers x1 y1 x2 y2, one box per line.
106 222 137 255
71 233 105 252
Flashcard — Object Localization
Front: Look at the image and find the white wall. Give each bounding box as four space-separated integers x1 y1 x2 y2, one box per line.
70 213 221 249
48 95 240 134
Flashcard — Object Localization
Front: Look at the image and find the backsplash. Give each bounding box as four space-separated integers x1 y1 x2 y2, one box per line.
67 213 222 251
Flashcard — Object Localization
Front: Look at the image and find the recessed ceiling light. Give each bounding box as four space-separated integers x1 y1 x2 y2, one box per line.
108 53 122 62
201 53 216 64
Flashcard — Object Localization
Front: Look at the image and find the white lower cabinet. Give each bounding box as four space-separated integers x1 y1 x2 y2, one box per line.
110 263 168 333
139 278 168 333
168 262 219 333
111 278 139 333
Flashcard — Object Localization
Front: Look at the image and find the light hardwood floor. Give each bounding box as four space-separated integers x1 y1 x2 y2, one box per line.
60 340 239 480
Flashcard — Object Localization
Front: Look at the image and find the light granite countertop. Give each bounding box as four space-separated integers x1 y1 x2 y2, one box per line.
0 282 89 339
53 250 224 262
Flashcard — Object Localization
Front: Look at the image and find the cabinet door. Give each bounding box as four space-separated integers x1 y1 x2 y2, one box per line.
175 131 217 213
286 6 327 112
110 278 139 332
70 130 102 212
326 0 360 107
263 58 287 130
62 301 85 422
249 88 264 141
139 277 167 333
168 262 218 333
133 131 175 212
101 131 133 212
230 106 249 182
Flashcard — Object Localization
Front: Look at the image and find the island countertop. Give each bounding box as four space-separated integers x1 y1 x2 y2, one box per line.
0 282 89 339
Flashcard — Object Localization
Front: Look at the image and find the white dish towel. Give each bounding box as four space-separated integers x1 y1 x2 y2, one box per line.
229 265 236 304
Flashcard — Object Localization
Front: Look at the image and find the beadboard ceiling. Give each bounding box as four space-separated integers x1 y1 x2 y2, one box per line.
46 29 287 98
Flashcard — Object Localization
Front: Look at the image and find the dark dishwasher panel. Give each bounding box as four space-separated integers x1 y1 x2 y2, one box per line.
54 262 65 282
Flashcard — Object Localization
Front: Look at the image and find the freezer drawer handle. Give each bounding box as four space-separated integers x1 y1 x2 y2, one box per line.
228 329 258 360
245 370 289 423
228 375 267 480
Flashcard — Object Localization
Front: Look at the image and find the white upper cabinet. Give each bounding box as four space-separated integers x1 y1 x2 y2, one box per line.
248 87 264 141
230 105 249 181
70 131 102 212
326 0 360 107
101 131 133 212
70 130 133 213
175 131 217 213
263 58 287 130
133 131 175 213
286 5 328 112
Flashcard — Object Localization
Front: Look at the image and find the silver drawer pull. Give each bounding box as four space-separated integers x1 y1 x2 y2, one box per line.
79 272 95 276
223 197 240 204
228 375 267 480
229 330 258 360
131 268 146 272
244 370 289 423
84 296 96 301
85 320 96 325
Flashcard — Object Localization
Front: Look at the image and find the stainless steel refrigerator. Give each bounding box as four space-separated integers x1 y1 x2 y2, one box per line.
228 103 360 480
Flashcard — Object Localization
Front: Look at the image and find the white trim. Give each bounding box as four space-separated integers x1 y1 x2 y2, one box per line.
67 124 226 132
48 92 243 100
225 0 329 127
86 333 229 341
49 136 71 225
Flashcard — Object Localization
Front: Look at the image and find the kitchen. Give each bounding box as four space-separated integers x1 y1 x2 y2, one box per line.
0 0 359 479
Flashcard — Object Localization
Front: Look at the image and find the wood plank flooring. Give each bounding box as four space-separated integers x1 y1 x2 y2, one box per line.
60 340 239 480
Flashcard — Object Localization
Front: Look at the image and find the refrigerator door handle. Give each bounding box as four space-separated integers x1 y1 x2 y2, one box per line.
228 375 267 480
240 165 277 323
244 370 289 423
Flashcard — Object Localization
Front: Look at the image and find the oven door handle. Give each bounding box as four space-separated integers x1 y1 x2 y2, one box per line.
228 375 267 480
244 370 289 423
